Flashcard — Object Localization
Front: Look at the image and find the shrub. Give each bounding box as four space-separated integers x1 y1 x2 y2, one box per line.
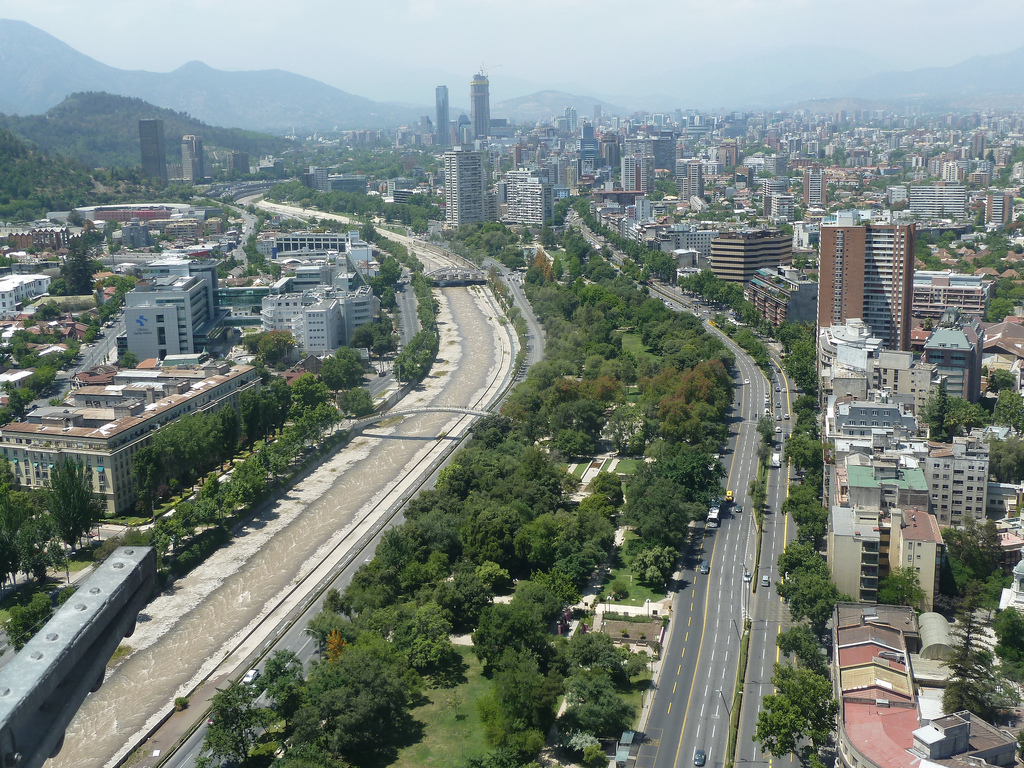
174 697 189 711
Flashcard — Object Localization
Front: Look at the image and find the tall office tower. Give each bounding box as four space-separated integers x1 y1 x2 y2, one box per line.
138 119 167 182
621 153 654 193
470 73 490 140
803 163 825 207
710 230 792 285
182 135 204 183
986 191 1014 225
435 85 450 147
444 147 491 227
818 211 915 351
594 104 602 123
564 106 578 132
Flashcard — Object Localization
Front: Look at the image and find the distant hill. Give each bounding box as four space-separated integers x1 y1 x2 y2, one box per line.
0 19 421 132
0 127 191 223
0 92 295 169
0 127 97 221
492 90 630 123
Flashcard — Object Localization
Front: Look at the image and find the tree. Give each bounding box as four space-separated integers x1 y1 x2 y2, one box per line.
262 649 305 719
340 387 374 417
289 373 331 418
62 237 95 295
878 566 926 608
778 569 847 637
756 415 775 444
5 591 54 650
292 635 417 759
776 625 828 676
943 587 1014 721
754 663 838 758
559 671 636 738
988 368 1017 394
320 348 364 392
393 602 458 673
478 649 560 757
47 457 100 556
202 681 272 767
994 389 1024 433
925 379 951 442
472 601 553 671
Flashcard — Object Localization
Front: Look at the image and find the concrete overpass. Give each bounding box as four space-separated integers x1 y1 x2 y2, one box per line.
425 267 488 287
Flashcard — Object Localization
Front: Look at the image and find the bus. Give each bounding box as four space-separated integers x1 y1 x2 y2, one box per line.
771 452 782 468
707 506 721 529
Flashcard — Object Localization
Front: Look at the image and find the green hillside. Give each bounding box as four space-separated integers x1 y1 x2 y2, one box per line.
0 92 294 170
0 128 96 221
0 128 198 222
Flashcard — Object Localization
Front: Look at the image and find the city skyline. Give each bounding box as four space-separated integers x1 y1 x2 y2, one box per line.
1 1 1024 110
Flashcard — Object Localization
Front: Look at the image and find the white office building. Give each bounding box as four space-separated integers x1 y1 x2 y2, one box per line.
261 285 376 354
0 274 52 317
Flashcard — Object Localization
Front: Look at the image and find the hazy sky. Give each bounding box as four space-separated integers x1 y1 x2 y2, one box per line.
2 0 1022 107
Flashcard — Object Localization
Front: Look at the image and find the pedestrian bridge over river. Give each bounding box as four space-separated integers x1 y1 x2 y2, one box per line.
348 405 492 432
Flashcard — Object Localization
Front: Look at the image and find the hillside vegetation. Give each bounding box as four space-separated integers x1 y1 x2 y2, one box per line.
0 92 294 170
0 128 195 222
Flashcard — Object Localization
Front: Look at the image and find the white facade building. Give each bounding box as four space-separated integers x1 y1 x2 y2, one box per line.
0 274 52 317
504 171 554 226
260 285 376 354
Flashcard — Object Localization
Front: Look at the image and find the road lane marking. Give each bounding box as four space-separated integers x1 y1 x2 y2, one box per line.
677 664 682 674
673 682 677 693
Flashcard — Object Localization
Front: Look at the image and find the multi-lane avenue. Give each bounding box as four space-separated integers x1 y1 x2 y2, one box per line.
570 211 802 768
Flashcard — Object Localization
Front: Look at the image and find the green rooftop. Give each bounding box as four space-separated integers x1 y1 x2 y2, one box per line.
846 464 928 491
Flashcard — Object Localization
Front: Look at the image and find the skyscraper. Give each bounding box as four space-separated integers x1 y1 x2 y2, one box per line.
435 86 450 148
444 147 491 227
803 163 825 208
674 159 703 200
818 211 915 351
621 153 654 193
182 135 204 184
470 73 490 140
138 119 167 182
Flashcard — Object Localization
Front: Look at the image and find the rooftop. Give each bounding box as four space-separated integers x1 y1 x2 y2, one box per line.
846 464 929 491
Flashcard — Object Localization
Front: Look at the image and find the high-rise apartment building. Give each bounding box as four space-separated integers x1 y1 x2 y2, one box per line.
674 159 703 200
182 135 204 184
621 153 654 193
909 183 967 218
504 171 554 226
435 86 450 148
710 230 792 284
444 147 491 227
925 436 989 526
803 163 825 208
470 73 490 140
818 211 914 351
138 119 167 183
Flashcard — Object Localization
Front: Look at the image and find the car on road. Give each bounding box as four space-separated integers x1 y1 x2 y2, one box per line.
776 415 782 421
242 668 261 685
743 571 752 583
744 378 749 384
775 426 782 433
784 413 790 419
694 749 707 767
761 574 771 588
699 560 710 575
775 385 781 392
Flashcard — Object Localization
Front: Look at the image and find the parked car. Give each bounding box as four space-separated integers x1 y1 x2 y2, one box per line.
242 668 261 685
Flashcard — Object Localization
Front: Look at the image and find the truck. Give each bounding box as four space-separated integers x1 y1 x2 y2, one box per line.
706 507 720 529
771 452 782 468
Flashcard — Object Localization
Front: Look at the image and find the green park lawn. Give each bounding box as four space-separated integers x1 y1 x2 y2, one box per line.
392 647 491 768
613 458 643 475
620 332 661 364
597 533 668 607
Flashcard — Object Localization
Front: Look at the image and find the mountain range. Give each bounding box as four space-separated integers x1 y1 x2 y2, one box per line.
4 18 1024 133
